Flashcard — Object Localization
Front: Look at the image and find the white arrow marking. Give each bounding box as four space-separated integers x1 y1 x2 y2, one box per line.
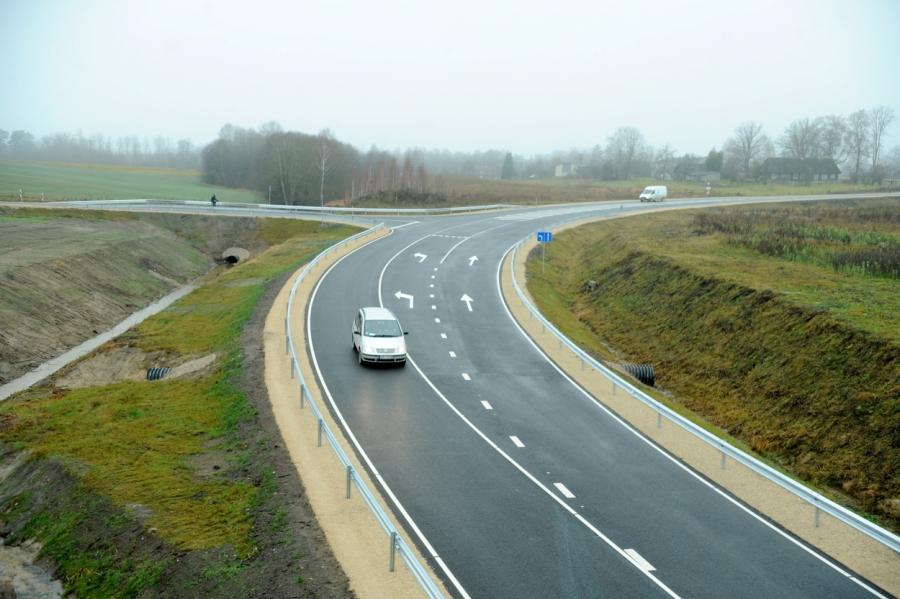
394 291 414 309
413 252 427 263
468 255 479 266
460 294 474 312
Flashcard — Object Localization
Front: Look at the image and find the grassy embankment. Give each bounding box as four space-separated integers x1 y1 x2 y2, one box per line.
0 218 359 595
0 159 260 203
526 198 899 530
350 175 899 207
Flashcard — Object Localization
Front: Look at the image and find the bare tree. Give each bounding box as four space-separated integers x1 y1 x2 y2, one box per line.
653 144 676 179
815 115 846 163
868 106 896 178
606 127 646 179
779 118 820 159
724 121 770 180
316 129 333 208
844 110 870 183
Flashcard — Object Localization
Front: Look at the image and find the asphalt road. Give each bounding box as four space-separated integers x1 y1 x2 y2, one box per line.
305 196 888 599
26 193 892 597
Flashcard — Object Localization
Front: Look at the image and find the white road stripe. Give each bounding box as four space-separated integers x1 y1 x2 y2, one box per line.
625 549 656 573
433 267 438 271
431 305 437 310
554 482 575 499
510 436 525 448
449 351 457 358
440 333 447 339
434 318 441 323
481 401 493 410
461 373 471 381
429 294 435 298
430 275 435 279
429 284 434 288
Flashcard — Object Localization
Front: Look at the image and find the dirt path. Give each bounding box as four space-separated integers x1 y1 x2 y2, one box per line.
263 227 448 599
501 216 899 596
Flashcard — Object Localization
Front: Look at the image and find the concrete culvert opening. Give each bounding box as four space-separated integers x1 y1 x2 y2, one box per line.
622 363 655 387
221 247 250 265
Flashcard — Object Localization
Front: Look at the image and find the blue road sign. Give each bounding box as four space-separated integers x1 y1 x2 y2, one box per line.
537 231 552 243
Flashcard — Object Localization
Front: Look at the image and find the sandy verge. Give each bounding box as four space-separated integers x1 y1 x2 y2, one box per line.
263 227 449 599
501 214 899 596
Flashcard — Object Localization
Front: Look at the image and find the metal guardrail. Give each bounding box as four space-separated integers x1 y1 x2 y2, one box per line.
284 223 445 599
58 198 512 216
509 239 900 555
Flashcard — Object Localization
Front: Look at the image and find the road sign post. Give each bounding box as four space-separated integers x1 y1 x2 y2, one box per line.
537 231 552 273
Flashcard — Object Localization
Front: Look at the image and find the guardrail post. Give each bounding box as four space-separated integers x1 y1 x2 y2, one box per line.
612 381 616 395
290 357 296 379
720 450 726 469
284 318 289 354
814 503 821 528
657 412 662 429
346 465 353 499
389 531 397 572
300 383 305 409
317 418 323 447
580 357 584 370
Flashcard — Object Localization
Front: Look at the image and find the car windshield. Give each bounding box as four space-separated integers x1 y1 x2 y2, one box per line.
364 319 402 337
643 188 653 193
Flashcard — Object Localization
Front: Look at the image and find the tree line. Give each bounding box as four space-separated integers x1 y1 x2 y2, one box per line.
200 123 431 205
0 128 199 168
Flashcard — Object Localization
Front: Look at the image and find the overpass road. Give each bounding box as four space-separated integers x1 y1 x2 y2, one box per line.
305 196 890 598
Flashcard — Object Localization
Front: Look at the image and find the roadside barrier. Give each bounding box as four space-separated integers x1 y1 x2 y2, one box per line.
509 238 900 555
284 224 445 599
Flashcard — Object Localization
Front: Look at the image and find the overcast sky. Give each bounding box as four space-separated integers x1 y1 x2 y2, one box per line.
2 0 899 156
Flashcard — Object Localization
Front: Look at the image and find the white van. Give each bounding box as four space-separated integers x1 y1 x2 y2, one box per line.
639 185 667 202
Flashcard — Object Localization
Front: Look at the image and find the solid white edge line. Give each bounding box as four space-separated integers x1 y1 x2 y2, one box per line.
497 242 888 598
390 221 420 230
309 229 471 599
554 482 576 499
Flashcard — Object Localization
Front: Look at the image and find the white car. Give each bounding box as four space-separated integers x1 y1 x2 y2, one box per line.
639 185 667 202
352 307 408 366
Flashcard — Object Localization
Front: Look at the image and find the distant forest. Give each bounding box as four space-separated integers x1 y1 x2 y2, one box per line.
2 105 897 205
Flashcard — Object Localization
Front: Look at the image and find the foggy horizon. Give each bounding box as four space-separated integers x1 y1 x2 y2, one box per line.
2 0 899 157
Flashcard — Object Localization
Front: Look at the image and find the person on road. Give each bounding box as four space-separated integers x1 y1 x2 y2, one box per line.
210 194 218 207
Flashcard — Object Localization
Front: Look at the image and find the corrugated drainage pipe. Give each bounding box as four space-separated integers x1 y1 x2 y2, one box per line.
622 363 655 387
146 367 171 381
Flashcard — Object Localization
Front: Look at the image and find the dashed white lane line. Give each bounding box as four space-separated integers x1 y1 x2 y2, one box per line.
440 333 447 339
429 284 434 288
510 436 525 448
554 482 576 499
481 401 493 410
434 318 441 323
431 275 435 279
433 267 438 271
449 351 457 358
431 305 437 310
461 373 471 381
625 549 656 573
429 294 435 298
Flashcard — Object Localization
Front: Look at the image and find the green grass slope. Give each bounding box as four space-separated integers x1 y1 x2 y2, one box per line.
0 160 261 203
0 219 359 596
527 198 899 530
